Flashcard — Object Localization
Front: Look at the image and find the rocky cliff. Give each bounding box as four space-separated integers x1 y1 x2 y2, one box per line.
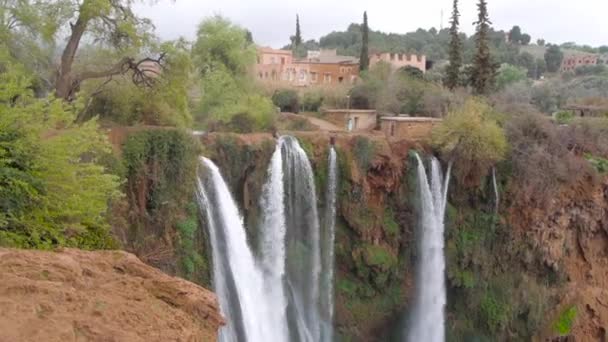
0 248 224 342
201 131 608 342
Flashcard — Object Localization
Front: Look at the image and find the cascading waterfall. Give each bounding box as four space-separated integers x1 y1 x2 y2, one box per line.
196 157 274 342
492 167 499 214
280 136 322 342
258 138 289 342
408 154 452 342
320 146 338 342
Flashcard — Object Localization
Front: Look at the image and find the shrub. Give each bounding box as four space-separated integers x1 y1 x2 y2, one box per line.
352 136 376 173
272 89 299 113
301 89 324 112
432 98 508 185
553 306 577 336
554 110 574 124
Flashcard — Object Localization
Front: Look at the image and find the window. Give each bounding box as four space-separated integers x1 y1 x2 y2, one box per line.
390 122 395 136
324 73 331 83
281 57 285 64
338 76 344 83
354 117 359 129
311 72 318 82
258 72 263 79
299 70 308 81
398 54 403 61
390 53 395 60
264 72 269 79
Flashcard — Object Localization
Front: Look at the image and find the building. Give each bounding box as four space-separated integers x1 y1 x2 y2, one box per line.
562 104 608 118
321 109 377 132
380 117 442 140
255 47 359 86
369 52 427 73
560 54 598 72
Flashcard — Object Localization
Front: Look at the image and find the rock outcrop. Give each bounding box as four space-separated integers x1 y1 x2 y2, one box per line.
0 248 224 342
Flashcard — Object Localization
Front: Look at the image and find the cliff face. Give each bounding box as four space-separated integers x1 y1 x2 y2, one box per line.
201 132 608 342
0 248 224 342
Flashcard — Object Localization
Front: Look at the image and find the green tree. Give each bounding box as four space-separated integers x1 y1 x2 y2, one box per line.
432 98 508 184
0 47 120 249
445 0 462 90
544 44 564 73
520 33 531 45
470 0 498 94
537 39 546 46
508 26 522 44
45 0 163 100
496 64 527 89
293 14 302 47
535 58 547 79
192 16 275 130
359 11 370 72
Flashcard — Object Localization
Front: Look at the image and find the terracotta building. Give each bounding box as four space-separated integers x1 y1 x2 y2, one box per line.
561 54 598 72
255 47 359 86
369 52 427 73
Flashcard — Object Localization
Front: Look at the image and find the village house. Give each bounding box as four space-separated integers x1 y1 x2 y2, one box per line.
380 116 442 139
321 109 377 132
560 53 598 72
369 52 427 73
255 47 359 86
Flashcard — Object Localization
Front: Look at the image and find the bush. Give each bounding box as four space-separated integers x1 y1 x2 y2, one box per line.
352 136 376 173
505 113 595 208
432 98 508 185
554 110 574 124
553 306 577 336
272 89 299 113
300 89 324 112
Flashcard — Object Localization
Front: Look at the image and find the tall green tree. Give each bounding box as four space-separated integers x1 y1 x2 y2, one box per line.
544 44 564 73
359 11 369 71
294 14 302 47
508 26 522 43
445 0 462 90
470 0 497 94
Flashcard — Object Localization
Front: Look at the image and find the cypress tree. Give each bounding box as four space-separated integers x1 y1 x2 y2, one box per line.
445 0 462 90
470 0 497 95
359 11 370 72
295 14 302 47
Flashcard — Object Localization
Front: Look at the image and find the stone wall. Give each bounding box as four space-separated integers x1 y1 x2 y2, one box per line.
380 117 441 140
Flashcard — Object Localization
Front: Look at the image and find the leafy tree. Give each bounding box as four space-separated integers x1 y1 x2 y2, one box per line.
359 11 369 72
495 64 527 89
515 51 536 78
193 16 275 130
535 58 547 79
40 0 165 101
470 0 498 94
520 33 531 45
0 47 120 249
544 44 564 72
508 26 522 43
537 39 546 46
272 89 299 113
445 0 462 90
432 98 508 185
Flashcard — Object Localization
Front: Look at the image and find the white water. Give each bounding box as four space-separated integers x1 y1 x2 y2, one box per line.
197 157 274 342
492 167 499 214
320 147 338 342
408 154 452 342
258 138 289 342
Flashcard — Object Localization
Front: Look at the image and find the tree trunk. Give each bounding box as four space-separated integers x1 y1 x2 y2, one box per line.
55 18 87 100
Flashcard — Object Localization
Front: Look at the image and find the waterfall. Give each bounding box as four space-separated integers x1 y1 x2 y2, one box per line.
408 154 452 342
492 167 499 214
320 146 338 342
258 138 289 342
196 157 273 342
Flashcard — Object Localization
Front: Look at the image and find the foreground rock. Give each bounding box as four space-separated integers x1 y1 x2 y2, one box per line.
0 248 224 342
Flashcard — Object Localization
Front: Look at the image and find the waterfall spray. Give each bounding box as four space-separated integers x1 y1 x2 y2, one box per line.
197 157 274 342
408 153 452 342
492 167 499 214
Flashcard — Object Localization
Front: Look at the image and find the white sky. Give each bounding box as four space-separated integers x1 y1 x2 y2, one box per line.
137 0 607 48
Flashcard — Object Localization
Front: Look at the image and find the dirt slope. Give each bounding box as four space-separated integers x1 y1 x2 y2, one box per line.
0 248 224 342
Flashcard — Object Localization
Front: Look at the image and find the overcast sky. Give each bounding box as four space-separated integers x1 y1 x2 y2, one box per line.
136 0 606 48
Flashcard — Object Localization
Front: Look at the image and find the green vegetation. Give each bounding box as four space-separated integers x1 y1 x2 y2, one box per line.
585 154 608 173
193 16 276 131
432 98 508 184
359 12 370 72
272 89 299 113
445 0 462 90
553 306 577 335
352 136 376 173
496 64 528 90
0 48 121 249
470 0 498 95
176 202 208 283
554 110 575 124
